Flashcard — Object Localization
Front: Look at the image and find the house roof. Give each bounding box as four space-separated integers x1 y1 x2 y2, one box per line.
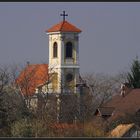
104 89 140 115
109 123 135 137
16 64 48 96
94 89 140 130
46 20 82 33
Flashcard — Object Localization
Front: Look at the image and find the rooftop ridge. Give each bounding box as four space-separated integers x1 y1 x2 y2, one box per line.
46 20 81 33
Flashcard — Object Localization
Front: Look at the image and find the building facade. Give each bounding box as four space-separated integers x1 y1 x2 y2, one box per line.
42 13 82 94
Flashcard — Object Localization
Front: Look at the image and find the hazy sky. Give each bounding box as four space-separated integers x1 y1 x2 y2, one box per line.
0 2 140 75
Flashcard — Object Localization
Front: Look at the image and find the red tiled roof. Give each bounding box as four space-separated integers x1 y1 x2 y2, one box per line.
51 123 82 130
46 20 82 33
16 64 48 96
94 89 140 127
104 89 140 115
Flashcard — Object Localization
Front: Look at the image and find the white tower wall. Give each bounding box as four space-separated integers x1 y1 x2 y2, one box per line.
47 31 80 93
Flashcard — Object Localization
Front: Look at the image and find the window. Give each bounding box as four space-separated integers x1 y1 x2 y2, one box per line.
65 42 73 58
66 73 73 82
53 42 57 58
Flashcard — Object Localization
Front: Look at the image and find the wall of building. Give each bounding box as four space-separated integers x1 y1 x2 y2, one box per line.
48 32 80 93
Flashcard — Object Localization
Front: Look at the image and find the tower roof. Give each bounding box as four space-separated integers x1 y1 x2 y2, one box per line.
46 20 82 33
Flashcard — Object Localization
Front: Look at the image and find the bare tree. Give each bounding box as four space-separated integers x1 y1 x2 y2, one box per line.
82 72 123 109
0 64 29 136
0 65 10 93
9 63 22 85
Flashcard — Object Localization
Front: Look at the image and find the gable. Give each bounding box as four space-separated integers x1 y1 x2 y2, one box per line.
95 107 115 118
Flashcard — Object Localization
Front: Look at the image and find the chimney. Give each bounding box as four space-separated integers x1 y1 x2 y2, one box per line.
120 83 131 97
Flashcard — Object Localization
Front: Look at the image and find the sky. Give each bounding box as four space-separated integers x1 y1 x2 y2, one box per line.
0 2 140 75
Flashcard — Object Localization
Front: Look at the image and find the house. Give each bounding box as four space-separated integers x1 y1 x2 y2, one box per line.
94 83 140 137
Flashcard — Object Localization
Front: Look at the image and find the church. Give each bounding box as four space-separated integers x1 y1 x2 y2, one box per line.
16 11 86 123
16 11 82 96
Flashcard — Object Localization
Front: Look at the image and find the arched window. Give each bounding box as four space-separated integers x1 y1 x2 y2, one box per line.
65 42 73 58
53 42 57 58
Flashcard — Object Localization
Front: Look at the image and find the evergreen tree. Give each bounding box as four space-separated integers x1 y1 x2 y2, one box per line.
127 56 140 88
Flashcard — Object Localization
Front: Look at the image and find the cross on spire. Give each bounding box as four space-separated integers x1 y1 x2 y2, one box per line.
60 11 68 21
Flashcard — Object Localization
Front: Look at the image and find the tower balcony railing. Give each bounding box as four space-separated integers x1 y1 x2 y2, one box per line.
64 58 79 65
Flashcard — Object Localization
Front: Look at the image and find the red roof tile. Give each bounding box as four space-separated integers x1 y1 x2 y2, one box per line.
104 89 140 115
46 20 82 33
94 89 140 128
51 123 82 129
16 64 48 96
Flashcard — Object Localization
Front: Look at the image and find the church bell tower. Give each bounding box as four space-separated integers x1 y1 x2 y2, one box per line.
46 11 82 93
